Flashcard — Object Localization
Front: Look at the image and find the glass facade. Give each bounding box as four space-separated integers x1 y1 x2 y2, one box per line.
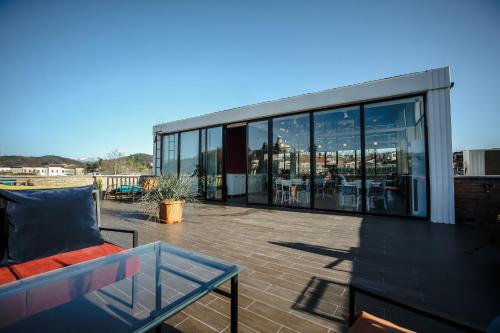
272 114 310 208
180 130 200 191
199 128 206 196
364 97 427 217
314 107 362 212
159 95 428 218
206 127 223 200
161 133 178 176
247 121 268 204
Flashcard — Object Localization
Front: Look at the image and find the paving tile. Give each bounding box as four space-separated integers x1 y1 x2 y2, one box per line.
182 301 229 331
248 301 329 333
101 201 500 332
174 316 219 333
220 323 259 333
164 311 189 326
238 307 283 333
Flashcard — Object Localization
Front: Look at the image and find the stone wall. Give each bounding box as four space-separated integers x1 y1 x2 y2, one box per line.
7 175 94 187
455 176 500 225
6 175 147 189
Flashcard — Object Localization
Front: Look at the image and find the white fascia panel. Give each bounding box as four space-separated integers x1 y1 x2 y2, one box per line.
153 67 450 134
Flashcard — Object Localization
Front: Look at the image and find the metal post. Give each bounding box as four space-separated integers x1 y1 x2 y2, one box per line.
155 244 162 333
231 276 238 333
348 284 356 326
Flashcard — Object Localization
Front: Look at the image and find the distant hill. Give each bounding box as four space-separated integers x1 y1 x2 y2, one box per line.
0 155 85 167
117 153 152 165
0 153 153 174
100 153 153 174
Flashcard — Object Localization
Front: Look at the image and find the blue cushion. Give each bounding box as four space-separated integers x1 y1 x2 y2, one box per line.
0 185 103 265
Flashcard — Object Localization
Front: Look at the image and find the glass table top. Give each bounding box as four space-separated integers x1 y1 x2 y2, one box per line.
0 241 242 333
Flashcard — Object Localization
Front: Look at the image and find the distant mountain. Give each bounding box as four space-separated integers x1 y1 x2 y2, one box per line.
0 155 85 167
76 157 98 163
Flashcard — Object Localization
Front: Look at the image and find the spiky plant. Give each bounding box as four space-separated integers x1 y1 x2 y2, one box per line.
95 178 103 191
137 174 199 221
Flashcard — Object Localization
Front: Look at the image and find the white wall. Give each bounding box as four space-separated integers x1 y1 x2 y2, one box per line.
426 68 454 223
463 150 485 176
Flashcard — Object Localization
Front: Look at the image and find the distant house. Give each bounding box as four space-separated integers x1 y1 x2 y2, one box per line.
34 167 48 176
48 166 65 176
453 152 463 175
0 165 84 176
21 167 48 175
463 149 500 175
10 167 23 174
63 168 75 175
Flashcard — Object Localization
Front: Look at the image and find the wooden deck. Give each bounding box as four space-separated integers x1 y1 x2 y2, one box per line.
100 201 500 333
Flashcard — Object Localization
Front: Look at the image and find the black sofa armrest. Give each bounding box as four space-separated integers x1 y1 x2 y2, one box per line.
99 227 138 248
348 283 485 333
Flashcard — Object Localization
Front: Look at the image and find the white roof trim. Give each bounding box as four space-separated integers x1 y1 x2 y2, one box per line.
154 67 450 134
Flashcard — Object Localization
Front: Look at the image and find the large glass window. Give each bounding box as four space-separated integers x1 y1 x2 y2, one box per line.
364 96 427 217
206 127 223 200
247 121 268 204
199 128 206 196
314 107 361 211
272 114 310 208
161 133 178 176
180 130 200 191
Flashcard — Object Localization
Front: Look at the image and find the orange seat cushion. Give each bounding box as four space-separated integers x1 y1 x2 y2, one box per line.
8 242 124 281
0 267 17 285
348 311 416 333
10 257 65 279
53 242 124 266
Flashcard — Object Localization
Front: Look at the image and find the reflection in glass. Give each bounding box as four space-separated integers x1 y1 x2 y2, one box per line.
272 114 310 208
247 121 268 204
161 134 178 176
314 107 361 211
199 129 206 197
364 97 427 217
206 127 223 200
180 130 199 191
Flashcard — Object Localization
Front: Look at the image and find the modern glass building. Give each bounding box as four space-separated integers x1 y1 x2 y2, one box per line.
153 67 454 223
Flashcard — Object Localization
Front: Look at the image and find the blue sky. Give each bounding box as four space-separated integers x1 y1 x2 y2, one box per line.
0 0 499 158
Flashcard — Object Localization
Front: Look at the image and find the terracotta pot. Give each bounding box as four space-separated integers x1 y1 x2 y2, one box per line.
158 199 185 224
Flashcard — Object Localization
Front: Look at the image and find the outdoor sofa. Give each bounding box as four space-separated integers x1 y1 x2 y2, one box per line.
0 185 138 287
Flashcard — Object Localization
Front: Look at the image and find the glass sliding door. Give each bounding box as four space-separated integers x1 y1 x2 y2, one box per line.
206 126 223 200
247 120 268 204
364 96 427 217
161 133 178 176
272 114 310 208
180 130 200 192
313 107 361 211
199 129 206 197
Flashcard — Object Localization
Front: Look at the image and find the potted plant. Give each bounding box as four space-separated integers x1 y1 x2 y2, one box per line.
138 174 198 224
95 178 105 200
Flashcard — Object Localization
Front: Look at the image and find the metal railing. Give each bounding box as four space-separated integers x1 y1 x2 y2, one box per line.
94 175 152 201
